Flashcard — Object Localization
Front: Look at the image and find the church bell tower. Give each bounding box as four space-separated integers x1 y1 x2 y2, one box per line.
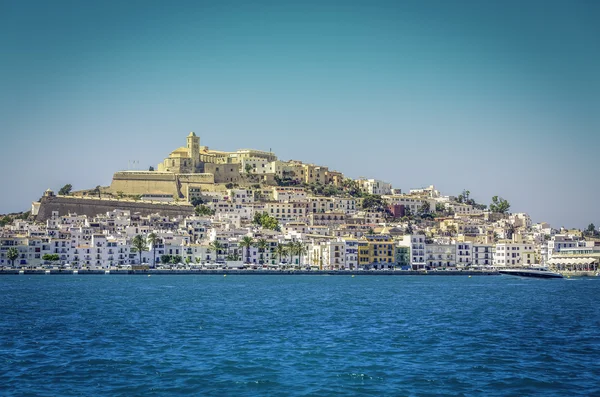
187 131 200 170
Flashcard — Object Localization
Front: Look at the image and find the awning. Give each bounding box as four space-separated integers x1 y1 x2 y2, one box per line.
547 257 597 265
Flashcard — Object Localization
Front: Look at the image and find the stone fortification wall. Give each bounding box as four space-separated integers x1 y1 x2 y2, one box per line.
108 171 216 198
36 195 195 221
177 173 215 184
109 171 178 196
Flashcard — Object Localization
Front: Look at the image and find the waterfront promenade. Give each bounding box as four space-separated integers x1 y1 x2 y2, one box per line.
0 269 499 276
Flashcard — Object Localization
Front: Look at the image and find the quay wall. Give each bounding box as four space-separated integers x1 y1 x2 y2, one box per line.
1 269 500 276
35 195 195 221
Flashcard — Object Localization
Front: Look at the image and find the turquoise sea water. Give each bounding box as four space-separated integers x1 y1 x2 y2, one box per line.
1 275 599 396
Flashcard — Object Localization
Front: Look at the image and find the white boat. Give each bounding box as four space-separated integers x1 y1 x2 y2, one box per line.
499 267 563 279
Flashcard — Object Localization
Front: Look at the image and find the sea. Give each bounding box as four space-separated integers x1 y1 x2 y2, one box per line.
1 275 599 396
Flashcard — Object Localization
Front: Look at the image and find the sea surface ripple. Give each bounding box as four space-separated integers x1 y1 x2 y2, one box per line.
1 275 599 396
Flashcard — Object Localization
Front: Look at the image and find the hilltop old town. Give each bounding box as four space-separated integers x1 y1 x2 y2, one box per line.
1 132 599 274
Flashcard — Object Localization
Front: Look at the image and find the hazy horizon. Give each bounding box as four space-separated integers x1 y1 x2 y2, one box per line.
1 0 598 229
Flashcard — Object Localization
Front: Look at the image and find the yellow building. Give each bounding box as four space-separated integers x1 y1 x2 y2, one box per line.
360 234 394 268
302 164 328 184
108 132 344 200
158 132 201 173
326 170 344 187
357 240 370 268
158 132 277 175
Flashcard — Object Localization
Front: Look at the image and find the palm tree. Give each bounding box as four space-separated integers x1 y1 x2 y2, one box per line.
254 238 269 264
287 241 296 265
6 247 19 268
447 225 457 237
275 244 287 265
295 241 307 267
209 240 224 263
131 235 148 265
229 252 241 261
240 236 254 264
147 233 159 268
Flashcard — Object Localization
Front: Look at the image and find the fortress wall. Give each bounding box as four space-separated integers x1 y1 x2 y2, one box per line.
36 195 195 221
108 171 178 196
177 173 215 184
177 173 217 199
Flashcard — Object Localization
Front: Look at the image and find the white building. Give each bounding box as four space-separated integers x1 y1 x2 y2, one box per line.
547 235 581 260
456 241 472 266
426 244 456 269
472 244 494 267
333 197 358 214
343 238 358 270
410 234 426 269
357 178 392 195
494 242 536 267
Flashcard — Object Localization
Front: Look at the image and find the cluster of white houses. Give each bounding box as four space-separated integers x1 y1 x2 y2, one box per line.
3 185 599 272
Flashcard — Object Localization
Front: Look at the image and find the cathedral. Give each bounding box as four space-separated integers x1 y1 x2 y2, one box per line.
157 132 277 175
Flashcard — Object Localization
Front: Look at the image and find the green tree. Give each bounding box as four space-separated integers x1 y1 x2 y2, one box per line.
190 197 204 207
275 244 287 264
160 254 172 264
447 225 457 236
226 252 241 261
171 255 183 265
240 236 254 264
42 253 60 267
94 185 102 199
343 178 363 198
18 211 30 220
195 205 215 216
586 223 597 236
489 196 510 214
148 166 155 171
463 190 470 202
254 238 269 264
294 241 307 267
209 240 224 263
147 233 159 268
131 235 148 265
0 216 11 227
286 241 296 264
361 194 386 212
6 247 19 267
58 184 72 195
418 203 430 216
253 212 280 231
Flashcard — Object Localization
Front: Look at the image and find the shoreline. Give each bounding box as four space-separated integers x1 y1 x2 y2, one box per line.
1 269 500 276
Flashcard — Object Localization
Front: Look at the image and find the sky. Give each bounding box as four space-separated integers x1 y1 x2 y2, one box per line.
1 0 598 229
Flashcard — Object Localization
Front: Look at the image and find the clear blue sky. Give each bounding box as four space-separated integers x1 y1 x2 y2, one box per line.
1 0 598 229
